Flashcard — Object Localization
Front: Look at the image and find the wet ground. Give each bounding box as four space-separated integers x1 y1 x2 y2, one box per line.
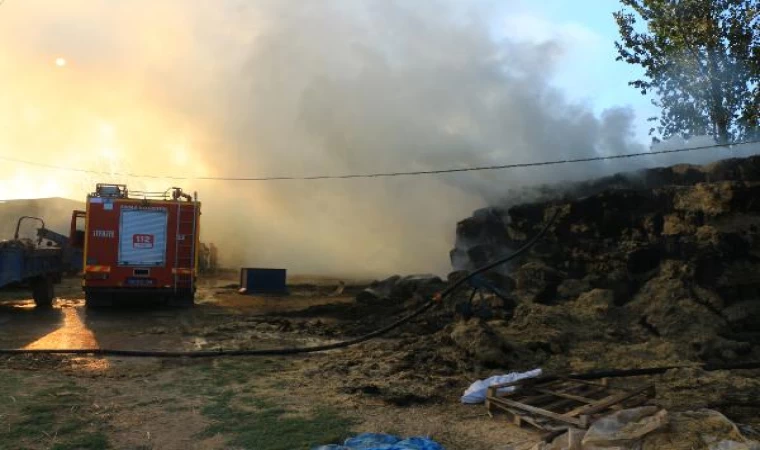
0 275 358 352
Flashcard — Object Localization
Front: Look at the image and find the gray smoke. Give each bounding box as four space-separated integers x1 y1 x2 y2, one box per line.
2 0 756 277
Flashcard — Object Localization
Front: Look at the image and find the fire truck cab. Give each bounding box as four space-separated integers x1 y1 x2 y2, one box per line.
80 183 201 307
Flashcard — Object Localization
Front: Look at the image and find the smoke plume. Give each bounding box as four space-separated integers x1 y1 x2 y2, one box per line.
1 1 756 277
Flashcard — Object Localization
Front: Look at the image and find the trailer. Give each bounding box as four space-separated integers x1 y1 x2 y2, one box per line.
81 184 201 307
0 216 83 307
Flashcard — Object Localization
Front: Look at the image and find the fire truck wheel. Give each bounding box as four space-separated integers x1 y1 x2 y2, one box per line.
32 277 54 308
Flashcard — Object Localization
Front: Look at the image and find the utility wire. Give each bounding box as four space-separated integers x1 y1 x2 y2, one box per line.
2 139 759 182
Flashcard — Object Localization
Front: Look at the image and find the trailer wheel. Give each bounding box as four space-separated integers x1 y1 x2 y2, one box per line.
32 276 54 308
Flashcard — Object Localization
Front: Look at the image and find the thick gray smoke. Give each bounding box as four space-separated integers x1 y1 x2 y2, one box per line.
2 1 756 277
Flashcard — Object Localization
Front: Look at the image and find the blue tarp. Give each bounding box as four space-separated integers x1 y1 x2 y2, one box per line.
312 432 445 450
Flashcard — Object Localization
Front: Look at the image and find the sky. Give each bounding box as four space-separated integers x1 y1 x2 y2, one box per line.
1 0 748 277
490 0 659 141
0 0 657 197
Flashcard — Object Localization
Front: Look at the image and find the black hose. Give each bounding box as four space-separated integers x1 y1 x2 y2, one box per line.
0 208 561 358
562 360 760 382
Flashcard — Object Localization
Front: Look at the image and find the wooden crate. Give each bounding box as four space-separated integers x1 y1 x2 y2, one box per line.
485 377 655 431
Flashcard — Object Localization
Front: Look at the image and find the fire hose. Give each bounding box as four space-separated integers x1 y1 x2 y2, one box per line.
0 208 560 358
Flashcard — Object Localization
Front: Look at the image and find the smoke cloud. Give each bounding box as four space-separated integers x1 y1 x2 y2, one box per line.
1 1 756 277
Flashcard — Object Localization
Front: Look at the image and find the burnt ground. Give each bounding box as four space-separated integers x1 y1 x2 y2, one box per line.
1 273 759 450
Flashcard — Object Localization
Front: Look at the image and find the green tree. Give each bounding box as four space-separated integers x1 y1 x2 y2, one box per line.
614 0 760 143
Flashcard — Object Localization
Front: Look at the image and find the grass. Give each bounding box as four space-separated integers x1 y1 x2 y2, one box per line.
188 359 356 449
160 358 277 394
201 390 355 450
51 433 109 450
0 376 109 450
0 357 355 450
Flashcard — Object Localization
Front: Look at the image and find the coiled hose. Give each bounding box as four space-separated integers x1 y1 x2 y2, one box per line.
0 209 560 357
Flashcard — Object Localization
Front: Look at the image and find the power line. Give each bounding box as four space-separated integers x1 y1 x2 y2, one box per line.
2 139 760 182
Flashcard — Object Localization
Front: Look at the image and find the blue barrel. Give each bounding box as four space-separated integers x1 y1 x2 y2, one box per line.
239 268 287 294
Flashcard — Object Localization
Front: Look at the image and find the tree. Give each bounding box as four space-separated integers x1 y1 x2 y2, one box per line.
614 0 760 143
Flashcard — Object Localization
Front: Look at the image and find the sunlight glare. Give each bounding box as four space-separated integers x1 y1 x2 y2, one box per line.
99 122 116 140
100 147 117 160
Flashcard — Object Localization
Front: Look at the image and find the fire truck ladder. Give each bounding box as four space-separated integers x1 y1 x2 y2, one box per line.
173 201 197 295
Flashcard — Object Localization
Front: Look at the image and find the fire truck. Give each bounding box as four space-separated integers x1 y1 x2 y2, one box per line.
80 184 201 307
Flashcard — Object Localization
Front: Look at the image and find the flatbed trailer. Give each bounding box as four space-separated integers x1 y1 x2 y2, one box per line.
0 216 83 307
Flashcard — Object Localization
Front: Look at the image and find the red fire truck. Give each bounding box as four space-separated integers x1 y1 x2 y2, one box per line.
81 184 201 307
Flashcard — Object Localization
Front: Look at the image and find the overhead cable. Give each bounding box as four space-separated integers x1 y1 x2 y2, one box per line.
1 139 759 181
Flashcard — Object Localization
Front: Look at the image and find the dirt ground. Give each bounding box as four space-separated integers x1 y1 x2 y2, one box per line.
2 273 759 450
0 275 539 450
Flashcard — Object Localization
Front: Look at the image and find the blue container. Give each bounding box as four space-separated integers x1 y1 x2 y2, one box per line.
240 268 288 294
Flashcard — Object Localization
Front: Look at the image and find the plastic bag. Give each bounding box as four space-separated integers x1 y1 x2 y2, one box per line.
460 368 542 404
344 433 400 448
392 437 445 449
312 432 444 450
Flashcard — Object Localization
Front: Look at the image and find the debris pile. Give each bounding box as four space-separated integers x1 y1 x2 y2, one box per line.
208 156 760 442
356 275 445 305
535 407 760 450
446 155 760 372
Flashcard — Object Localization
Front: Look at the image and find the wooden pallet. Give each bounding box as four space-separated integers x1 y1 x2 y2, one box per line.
485 377 655 431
